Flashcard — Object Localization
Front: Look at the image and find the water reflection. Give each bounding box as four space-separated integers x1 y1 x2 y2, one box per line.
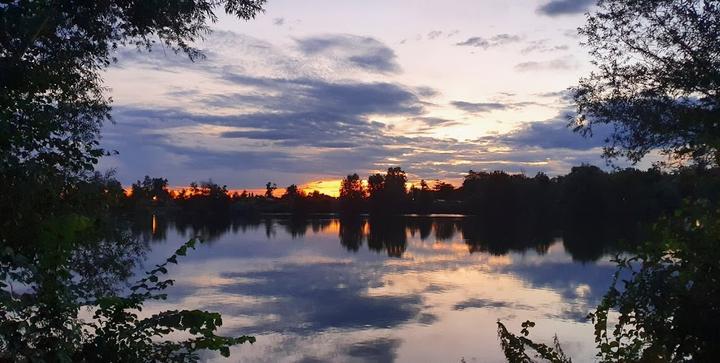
125 215 625 362
133 214 631 263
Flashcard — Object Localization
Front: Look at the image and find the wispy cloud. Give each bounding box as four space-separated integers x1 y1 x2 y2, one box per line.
427 30 443 40
451 101 511 113
456 34 522 49
514 57 577 72
451 100 538 114
521 39 570 54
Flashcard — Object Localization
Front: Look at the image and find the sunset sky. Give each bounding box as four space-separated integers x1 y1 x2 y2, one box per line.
99 0 623 192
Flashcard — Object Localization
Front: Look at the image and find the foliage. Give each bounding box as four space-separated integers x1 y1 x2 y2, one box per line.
0 236 254 362
497 200 720 362
367 167 408 215
0 0 265 176
265 182 277 198
1 1 267 360
130 176 172 206
281 184 308 214
588 200 720 361
572 0 720 166
409 180 433 214
339 173 366 215
497 321 571 363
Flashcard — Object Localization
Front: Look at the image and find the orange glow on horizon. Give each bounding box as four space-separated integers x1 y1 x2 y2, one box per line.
123 181 345 198
122 177 459 199
299 179 343 197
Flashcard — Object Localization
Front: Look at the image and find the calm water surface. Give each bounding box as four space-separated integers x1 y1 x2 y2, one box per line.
133 216 615 362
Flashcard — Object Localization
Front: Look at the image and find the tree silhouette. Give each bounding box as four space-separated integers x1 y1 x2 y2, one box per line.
281 184 308 215
339 173 366 215
265 182 277 199
571 0 720 167
409 180 434 214
367 167 408 215
1 0 266 181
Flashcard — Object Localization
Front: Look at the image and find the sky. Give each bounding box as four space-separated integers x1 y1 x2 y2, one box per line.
100 0 617 193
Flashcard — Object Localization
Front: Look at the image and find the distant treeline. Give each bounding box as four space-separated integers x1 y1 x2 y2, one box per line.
122 165 719 216
113 165 720 244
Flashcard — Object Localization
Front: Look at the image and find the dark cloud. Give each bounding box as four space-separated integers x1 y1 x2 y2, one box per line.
103 105 414 186
456 34 522 49
537 0 595 16
414 86 439 98
451 101 509 113
453 298 512 310
296 34 401 73
514 57 577 71
482 112 610 151
456 37 489 48
219 76 425 116
194 75 426 149
346 338 402 363
535 90 570 98
451 100 538 114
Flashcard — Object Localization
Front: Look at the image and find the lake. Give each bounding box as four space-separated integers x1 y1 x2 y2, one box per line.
131 215 617 362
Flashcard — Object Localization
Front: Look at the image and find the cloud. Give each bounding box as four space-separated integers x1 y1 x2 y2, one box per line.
453 298 512 310
456 37 490 48
521 39 570 54
346 338 401 363
451 100 538 114
514 57 577 71
451 101 510 113
413 117 459 128
407 117 462 133
480 111 610 151
537 0 595 16
102 30 613 187
216 76 426 116
414 86 439 98
427 30 443 40
455 33 522 49
296 34 401 73
563 28 581 39
534 90 570 98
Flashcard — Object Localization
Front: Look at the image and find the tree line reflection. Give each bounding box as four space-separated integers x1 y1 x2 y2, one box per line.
133 215 640 262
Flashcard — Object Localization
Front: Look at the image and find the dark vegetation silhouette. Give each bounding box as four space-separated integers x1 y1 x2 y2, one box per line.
0 1 266 361
498 0 720 361
123 165 720 234
570 0 720 168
